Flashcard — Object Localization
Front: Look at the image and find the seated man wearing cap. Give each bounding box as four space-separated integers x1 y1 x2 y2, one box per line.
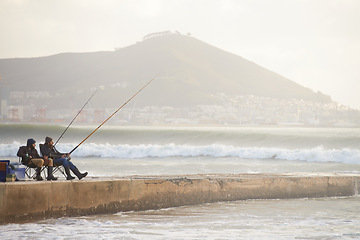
17 138 58 181
40 137 88 180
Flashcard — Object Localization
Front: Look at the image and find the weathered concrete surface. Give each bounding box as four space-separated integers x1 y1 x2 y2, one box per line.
1 173 359 224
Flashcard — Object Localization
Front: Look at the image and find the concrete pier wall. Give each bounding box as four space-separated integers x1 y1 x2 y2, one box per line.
1 173 359 224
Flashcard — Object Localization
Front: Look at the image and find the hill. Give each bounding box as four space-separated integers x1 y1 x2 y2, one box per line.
0 32 331 110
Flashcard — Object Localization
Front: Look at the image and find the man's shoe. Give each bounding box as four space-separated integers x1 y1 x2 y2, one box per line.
47 176 58 181
78 172 88 180
35 175 43 181
66 176 76 180
47 166 58 181
71 167 88 180
65 166 75 180
35 167 43 181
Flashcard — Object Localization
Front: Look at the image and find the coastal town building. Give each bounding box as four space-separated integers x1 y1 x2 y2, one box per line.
1 89 359 126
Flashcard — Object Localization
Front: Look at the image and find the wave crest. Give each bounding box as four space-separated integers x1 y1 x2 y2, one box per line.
1 142 360 164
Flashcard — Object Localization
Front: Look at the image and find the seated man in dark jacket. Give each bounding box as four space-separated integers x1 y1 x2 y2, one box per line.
40 137 88 180
17 138 58 181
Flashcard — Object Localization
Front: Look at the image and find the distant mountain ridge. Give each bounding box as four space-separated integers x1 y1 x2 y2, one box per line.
0 33 331 109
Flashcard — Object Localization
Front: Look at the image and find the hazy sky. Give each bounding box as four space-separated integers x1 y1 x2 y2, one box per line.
1 0 359 109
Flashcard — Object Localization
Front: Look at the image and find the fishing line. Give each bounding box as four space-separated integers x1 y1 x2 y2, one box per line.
69 73 160 154
54 90 98 146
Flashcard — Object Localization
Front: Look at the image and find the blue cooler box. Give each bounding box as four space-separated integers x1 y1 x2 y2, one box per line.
0 160 10 182
9 162 26 181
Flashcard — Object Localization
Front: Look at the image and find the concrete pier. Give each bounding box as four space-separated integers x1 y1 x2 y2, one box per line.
1 173 360 224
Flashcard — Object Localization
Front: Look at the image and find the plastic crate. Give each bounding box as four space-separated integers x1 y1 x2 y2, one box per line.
8 162 26 181
0 160 10 182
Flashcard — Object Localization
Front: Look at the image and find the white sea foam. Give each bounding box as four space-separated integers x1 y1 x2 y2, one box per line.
1 197 360 239
2 142 360 164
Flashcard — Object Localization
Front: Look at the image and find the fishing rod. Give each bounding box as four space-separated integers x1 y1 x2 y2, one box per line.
53 90 98 147
69 73 160 154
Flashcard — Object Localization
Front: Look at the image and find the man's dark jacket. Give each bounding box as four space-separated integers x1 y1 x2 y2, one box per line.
40 144 66 160
17 146 41 165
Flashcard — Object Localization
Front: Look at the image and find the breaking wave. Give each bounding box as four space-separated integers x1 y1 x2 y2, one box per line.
1 142 360 164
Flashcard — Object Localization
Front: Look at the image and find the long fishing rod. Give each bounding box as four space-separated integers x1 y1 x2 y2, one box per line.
53 90 98 147
69 73 159 154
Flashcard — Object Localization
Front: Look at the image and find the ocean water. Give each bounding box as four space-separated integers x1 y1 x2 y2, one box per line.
1 124 360 239
2 197 360 240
